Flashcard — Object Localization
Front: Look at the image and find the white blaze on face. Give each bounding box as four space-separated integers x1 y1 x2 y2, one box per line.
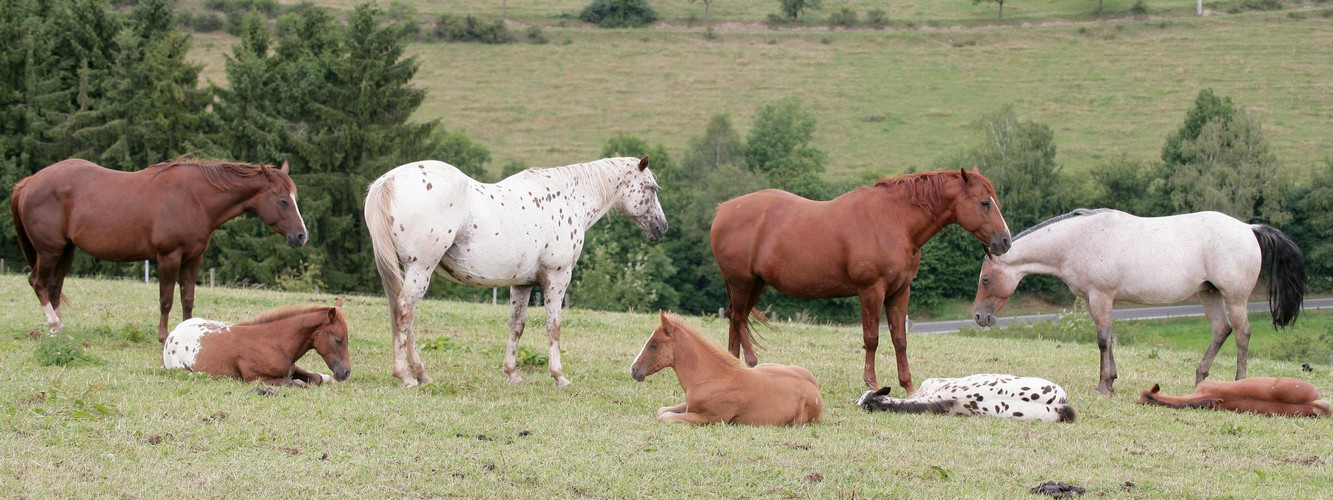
291 193 308 236
991 197 1010 235
162 318 230 370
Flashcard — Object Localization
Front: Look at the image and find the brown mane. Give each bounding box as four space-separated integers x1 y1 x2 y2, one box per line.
148 159 294 193
669 314 745 369
238 304 340 326
873 170 991 214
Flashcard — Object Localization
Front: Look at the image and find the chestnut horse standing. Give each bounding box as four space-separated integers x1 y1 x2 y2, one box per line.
710 169 1012 392
1138 378 1330 417
11 159 308 341
630 312 823 426
163 300 351 386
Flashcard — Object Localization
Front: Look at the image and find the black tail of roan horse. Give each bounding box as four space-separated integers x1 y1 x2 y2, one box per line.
1251 224 1307 328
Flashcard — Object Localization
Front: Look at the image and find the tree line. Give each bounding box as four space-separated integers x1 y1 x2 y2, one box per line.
3 0 1330 324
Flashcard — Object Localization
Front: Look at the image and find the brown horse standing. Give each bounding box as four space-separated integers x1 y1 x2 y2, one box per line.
10 158 308 341
710 169 1012 392
630 312 823 426
1138 378 1331 417
163 300 351 386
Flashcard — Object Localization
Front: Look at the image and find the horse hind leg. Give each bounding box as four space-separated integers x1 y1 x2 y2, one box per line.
1088 292 1118 394
46 244 78 328
28 248 61 332
1226 295 1253 381
393 264 436 387
726 279 765 367
1195 290 1234 385
502 285 533 385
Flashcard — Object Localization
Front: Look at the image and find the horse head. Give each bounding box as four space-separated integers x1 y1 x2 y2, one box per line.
251 161 309 248
630 311 679 381
1136 383 1162 405
972 253 1021 327
951 168 1012 256
613 156 668 242
308 299 352 381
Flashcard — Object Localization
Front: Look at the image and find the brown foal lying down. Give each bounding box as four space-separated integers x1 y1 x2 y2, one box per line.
630 312 823 426
163 300 351 387
1138 377 1330 417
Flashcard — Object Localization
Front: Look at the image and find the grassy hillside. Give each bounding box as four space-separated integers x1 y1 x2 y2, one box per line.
2 275 1330 497
262 0 1265 25
188 10 1332 181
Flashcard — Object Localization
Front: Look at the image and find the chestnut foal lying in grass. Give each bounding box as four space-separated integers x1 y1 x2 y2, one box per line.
163 299 351 387
1138 377 1330 417
630 312 823 426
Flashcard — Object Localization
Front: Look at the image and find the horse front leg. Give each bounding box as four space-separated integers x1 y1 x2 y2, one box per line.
156 253 183 343
1195 290 1233 385
1088 293 1118 394
503 285 533 385
885 289 915 394
858 287 886 390
542 273 573 387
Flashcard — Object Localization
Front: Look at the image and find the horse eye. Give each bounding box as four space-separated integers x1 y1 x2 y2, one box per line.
982 276 991 286
981 199 991 208
278 199 289 207
649 342 658 349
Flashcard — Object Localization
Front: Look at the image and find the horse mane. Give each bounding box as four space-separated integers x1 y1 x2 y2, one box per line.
668 314 745 369
238 304 339 326
1012 208 1114 241
872 170 994 214
516 157 636 204
148 159 294 192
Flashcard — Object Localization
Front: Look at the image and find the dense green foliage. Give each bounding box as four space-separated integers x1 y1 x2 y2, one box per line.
0 2 1328 324
579 0 660 28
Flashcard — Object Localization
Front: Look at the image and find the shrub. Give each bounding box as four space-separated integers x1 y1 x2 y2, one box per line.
432 15 515 44
866 9 887 29
1241 0 1285 10
579 0 659 28
1130 0 1150 15
828 7 857 27
189 12 226 32
526 25 549 44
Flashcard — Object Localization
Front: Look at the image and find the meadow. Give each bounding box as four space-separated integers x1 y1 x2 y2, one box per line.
1 274 1330 498
186 9 1333 181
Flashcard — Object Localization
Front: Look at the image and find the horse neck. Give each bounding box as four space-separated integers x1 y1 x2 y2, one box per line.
995 227 1078 281
543 161 623 231
170 167 273 229
234 315 316 363
865 179 960 249
669 329 743 392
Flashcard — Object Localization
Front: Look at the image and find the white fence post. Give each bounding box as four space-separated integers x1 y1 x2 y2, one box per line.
144 260 150 283
210 268 216 288
493 287 498 305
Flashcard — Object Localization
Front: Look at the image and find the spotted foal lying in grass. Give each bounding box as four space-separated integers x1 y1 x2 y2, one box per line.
1138 377 1330 417
630 312 823 426
857 374 1076 423
163 300 351 386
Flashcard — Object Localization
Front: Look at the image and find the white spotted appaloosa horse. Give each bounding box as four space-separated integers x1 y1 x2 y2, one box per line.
973 209 1307 393
365 156 667 387
857 374 1075 423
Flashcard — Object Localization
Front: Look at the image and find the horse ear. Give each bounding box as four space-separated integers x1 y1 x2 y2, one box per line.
1150 383 1161 394
659 310 674 335
638 155 649 171
335 295 344 308
959 167 971 183
327 307 338 323
279 161 290 174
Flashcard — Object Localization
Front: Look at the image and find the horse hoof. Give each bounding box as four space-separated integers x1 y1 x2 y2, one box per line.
418 374 433 385
320 373 334 385
506 373 525 385
554 377 572 388
400 377 420 388
1094 385 1115 395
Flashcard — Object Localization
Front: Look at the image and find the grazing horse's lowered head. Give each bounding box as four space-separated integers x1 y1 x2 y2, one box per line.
241 161 308 248
972 253 1021 327
948 167 1012 256
611 156 668 242
308 298 353 381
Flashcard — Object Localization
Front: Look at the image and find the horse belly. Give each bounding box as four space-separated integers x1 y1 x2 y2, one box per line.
438 250 539 287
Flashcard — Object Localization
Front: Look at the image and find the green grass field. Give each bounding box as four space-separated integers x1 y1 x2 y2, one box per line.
188 9 1333 181
2 275 1330 497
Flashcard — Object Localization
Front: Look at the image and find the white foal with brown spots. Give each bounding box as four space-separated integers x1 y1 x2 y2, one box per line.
857 374 1075 422
365 156 668 387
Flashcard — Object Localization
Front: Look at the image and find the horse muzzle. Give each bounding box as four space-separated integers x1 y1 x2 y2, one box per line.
333 365 351 381
988 234 1012 255
286 232 308 248
642 219 668 243
974 311 997 327
631 367 646 382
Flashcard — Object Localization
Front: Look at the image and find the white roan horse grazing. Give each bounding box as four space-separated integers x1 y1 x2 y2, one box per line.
972 209 1307 393
365 156 667 387
856 374 1075 423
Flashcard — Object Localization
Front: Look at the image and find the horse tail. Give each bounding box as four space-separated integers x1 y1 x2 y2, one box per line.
858 391 954 415
364 176 404 323
10 177 36 271
744 309 773 350
1251 224 1307 328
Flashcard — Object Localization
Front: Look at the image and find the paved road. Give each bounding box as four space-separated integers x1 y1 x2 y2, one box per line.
908 298 1333 334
